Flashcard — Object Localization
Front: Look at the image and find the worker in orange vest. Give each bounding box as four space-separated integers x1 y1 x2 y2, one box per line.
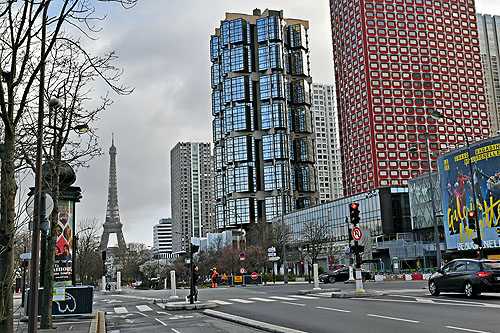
211 267 219 288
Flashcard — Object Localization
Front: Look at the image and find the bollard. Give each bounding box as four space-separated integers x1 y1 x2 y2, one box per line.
313 264 321 290
117 272 122 291
355 269 365 293
164 277 167 290
101 276 106 292
170 270 179 299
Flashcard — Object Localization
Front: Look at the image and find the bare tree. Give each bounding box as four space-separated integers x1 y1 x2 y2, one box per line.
0 1 137 330
75 218 102 286
301 219 331 264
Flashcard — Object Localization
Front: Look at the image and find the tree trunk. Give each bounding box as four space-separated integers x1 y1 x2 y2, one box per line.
40 164 60 329
0 133 17 332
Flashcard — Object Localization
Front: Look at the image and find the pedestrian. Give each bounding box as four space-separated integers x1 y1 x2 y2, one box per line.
186 265 199 303
211 267 219 288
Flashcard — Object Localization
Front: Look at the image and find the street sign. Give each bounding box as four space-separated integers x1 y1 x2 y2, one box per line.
268 256 280 261
20 253 32 260
240 252 245 261
352 227 362 241
251 272 258 280
240 268 246 274
346 247 350 254
267 247 276 253
234 276 243 283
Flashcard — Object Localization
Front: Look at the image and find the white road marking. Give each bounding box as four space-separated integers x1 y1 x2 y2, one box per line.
313 292 333 297
249 297 276 302
445 326 491 333
171 329 182 333
212 300 233 305
109 330 120 333
366 314 419 323
228 298 254 303
114 307 128 314
292 295 316 299
415 297 435 303
155 318 167 326
136 312 148 317
316 306 351 313
157 311 173 315
136 305 153 312
269 296 298 301
281 301 306 306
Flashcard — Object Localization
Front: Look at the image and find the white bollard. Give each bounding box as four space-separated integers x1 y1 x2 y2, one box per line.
355 269 365 293
170 270 179 299
348 265 355 280
164 277 167 290
313 264 321 290
101 276 106 292
116 271 122 291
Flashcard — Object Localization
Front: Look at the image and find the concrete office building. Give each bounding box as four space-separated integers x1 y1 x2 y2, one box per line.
477 13 500 134
153 218 175 259
312 83 343 202
170 142 213 253
330 0 491 197
210 9 319 231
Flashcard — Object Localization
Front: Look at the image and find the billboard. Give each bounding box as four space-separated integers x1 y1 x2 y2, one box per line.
54 200 74 286
437 136 500 251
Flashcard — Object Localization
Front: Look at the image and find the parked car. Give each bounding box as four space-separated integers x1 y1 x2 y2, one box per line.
319 267 371 284
428 259 500 298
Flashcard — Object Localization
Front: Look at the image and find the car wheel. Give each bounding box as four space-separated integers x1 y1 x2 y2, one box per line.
464 282 476 298
328 276 336 284
429 281 440 296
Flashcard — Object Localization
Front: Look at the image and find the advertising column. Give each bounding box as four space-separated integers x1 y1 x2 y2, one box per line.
54 200 74 287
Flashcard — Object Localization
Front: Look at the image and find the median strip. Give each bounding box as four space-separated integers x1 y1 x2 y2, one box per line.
366 313 419 323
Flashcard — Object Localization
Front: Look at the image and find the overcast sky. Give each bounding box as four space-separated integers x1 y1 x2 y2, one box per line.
71 0 500 247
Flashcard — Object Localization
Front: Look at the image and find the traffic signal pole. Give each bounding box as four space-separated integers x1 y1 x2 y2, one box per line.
350 203 365 293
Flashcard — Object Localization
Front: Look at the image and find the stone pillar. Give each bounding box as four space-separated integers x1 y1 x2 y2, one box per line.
116 271 122 291
170 270 179 299
101 276 106 292
313 264 321 290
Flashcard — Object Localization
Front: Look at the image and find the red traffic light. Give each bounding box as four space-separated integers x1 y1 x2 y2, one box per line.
468 211 475 218
351 203 359 210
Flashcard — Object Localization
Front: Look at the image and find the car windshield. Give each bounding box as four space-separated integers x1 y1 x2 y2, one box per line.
483 261 500 271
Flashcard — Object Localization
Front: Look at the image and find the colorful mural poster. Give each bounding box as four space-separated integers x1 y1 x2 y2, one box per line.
437 136 500 251
54 200 73 286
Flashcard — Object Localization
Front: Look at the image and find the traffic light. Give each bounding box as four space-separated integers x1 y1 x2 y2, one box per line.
350 202 360 225
473 237 481 247
191 243 199 254
468 211 477 230
348 227 353 241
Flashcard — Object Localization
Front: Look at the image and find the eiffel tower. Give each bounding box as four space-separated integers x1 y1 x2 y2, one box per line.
99 134 126 251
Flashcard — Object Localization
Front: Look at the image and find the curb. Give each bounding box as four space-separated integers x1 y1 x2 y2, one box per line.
157 301 218 311
89 310 105 333
331 291 385 298
203 309 307 333
298 288 340 295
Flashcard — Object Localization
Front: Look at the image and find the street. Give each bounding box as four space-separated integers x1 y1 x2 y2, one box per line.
92 281 500 333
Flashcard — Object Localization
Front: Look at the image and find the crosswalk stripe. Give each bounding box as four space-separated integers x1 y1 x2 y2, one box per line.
212 300 233 305
136 305 153 312
228 298 255 304
114 307 128 314
249 297 276 302
292 295 316 299
269 296 298 301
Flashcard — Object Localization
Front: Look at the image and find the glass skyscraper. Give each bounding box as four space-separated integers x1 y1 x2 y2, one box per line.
210 9 319 231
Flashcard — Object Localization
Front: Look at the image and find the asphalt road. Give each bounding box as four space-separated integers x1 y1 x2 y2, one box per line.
95 281 500 333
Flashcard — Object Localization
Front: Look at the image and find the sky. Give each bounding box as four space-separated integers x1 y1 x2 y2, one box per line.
70 0 500 248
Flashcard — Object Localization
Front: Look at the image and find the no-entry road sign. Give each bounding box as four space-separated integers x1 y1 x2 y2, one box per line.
251 272 258 280
352 227 363 241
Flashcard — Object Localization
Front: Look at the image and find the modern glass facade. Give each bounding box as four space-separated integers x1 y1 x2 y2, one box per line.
330 0 491 197
477 13 500 134
211 9 319 231
283 187 410 248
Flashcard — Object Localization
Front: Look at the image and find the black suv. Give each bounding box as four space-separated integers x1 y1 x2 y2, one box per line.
320 267 371 284
428 259 500 298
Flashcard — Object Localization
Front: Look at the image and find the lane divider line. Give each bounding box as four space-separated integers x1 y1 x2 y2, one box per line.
155 318 167 326
316 306 351 313
281 301 306 306
445 326 491 333
366 313 419 323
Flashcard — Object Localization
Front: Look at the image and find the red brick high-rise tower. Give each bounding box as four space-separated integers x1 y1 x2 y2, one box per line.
330 0 491 196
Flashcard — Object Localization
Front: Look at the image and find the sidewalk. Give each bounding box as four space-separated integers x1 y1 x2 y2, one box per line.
13 294 102 333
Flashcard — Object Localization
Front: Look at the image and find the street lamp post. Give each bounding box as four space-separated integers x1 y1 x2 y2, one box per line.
281 187 288 284
409 133 441 268
430 110 482 257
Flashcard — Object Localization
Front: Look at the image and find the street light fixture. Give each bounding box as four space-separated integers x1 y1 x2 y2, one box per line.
409 133 441 267
430 110 483 257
